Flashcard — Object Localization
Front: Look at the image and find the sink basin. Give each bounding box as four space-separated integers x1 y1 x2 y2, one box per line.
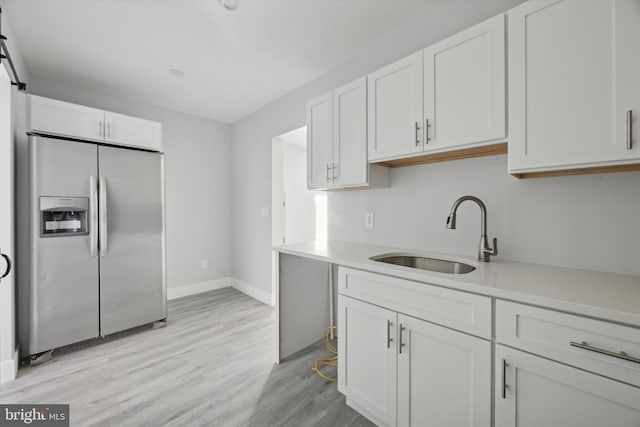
370 254 476 274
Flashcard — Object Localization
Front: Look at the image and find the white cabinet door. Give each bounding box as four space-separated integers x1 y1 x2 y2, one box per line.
333 77 367 187
306 92 333 189
397 314 491 427
508 0 640 173
338 296 397 427
104 111 163 152
423 14 505 152
495 345 640 427
368 51 423 161
29 95 104 142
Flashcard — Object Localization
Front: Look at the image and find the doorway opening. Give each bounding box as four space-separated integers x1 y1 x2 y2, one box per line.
272 126 326 246
271 126 327 297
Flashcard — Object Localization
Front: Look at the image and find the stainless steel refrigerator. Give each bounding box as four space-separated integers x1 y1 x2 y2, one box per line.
19 135 166 359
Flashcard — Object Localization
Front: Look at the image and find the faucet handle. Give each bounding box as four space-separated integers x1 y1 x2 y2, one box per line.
484 238 498 256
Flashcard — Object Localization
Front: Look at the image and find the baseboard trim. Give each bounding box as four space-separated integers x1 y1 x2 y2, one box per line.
167 277 274 307
0 347 19 384
167 277 232 300
231 278 274 306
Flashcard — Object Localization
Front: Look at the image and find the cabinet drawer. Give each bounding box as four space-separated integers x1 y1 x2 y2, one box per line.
496 300 640 386
339 267 491 339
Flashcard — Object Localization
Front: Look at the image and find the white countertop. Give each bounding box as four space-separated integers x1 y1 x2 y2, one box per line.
274 240 640 327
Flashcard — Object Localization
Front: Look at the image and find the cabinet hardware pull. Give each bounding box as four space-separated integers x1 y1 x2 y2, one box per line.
333 163 339 180
501 358 508 399
414 122 421 146
425 118 431 144
570 341 640 364
386 320 393 349
326 164 331 182
98 121 103 138
627 110 633 150
399 324 406 354
106 122 111 139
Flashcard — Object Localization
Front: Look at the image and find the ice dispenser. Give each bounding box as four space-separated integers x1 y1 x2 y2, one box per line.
40 196 89 237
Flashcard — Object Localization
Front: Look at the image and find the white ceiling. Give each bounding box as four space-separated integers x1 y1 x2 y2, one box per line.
4 0 521 124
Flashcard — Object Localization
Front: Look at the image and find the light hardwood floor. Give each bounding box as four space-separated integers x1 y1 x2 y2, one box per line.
0 287 372 427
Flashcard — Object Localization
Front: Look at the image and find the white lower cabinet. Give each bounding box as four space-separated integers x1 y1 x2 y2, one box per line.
397 314 491 427
338 294 491 427
337 296 397 426
495 345 640 427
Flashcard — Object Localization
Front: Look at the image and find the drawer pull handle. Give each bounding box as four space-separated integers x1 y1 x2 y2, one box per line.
570 341 640 364
399 324 406 354
386 320 393 349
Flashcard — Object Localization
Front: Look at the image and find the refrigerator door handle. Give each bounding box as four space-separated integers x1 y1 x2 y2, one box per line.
99 176 108 256
89 175 99 257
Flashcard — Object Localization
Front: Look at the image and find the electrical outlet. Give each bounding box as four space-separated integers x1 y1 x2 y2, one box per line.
365 212 375 228
201 259 208 269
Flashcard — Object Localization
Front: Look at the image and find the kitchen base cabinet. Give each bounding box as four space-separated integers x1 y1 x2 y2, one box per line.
495 345 640 427
338 293 491 427
397 314 491 427
337 296 397 427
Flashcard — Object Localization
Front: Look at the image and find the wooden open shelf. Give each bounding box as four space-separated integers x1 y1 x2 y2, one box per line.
511 163 640 179
373 141 640 179
375 142 508 168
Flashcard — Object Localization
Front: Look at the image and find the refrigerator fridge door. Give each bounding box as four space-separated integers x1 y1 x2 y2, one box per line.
27 136 100 354
98 146 166 335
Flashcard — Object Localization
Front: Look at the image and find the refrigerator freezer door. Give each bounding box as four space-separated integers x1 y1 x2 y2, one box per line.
27 136 100 354
98 146 166 335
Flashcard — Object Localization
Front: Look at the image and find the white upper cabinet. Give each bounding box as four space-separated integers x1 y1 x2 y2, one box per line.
508 0 640 174
306 92 334 190
104 111 163 152
29 95 104 142
368 52 424 161
423 14 506 152
306 78 388 190
333 77 367 187
28 95 163 152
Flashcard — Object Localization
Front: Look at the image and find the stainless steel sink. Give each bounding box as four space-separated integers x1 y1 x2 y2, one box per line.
370 254 476 274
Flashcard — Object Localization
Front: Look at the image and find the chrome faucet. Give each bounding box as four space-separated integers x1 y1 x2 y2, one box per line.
446 195 498 262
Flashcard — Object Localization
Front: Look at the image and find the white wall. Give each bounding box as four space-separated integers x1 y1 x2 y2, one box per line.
329 155 640 277
28 74 232 290
0 4 28 383
231 1 527 295
232 0 640 297
283 142 316 244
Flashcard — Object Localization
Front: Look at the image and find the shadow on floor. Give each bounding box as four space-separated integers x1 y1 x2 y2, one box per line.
246 340 373 427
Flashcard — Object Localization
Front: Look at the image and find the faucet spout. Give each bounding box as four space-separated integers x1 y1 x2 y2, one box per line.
445 195 498 262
